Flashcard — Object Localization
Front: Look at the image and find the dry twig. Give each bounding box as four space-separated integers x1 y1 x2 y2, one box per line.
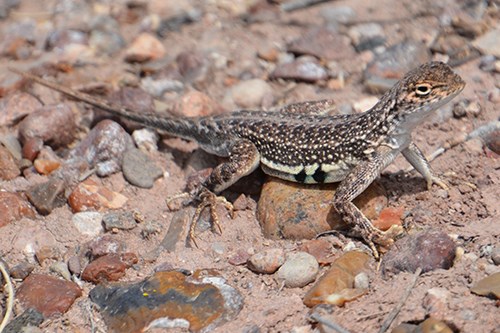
310 312 352 333
378 267 422 333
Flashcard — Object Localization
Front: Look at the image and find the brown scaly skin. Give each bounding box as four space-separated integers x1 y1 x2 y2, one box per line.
9 62 465 257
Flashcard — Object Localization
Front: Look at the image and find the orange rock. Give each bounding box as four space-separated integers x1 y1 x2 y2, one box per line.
257 177 387 239
124 33 166 63
33 159 61 175
82 253 138 283
303 251 371 307
0 192 35 227
372 206 404 231
0 145 20 180
68 178 128 212
171 90 222 117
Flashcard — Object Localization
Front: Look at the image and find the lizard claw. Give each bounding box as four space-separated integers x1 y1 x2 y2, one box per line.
427 175 449 191
360 224 404 260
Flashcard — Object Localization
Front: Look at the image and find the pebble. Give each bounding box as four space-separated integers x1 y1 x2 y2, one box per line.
132 128 159 152
11 227 57 259
18 104 76 148
303 251 370 307
472 28 500 58
382 230 456 277
470 272 500 299
82 252 138 283
22 137 44 162
17 274 82 317
26 178 66 215
491 247 500 265
423 287 450 319
72 211 103 238
484 130 500 155
347 23 386 52
50 261 72 280
228 78 273 109
124 32 166 63
122 148 163 188
0 133 22 160
171 90 222 117
287 27 355 61
271 56 328 83
35 245 60 264
46 29 89 51
363 40 430 93
276 252 319 288
106 87 155 129
140 76 184 97
320 6 356 26
298 239 335 264
89 270 242 332
86 235 125 259
2 308 44 333
0 191 35 228
89 29 126 56
0 145 20 180
176 50 207 83
69 120 134 177
9 262 35 280
102 211 137 231
0 92 42 126
67 255 82 276
247 248 285 274
68 178 128 212
33 147 61 175
257 178 387 240
431 32 479 66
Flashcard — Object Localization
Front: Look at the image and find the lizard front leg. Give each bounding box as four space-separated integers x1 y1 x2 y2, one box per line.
402 142 448 190
333 146 404 258
188 139 261 244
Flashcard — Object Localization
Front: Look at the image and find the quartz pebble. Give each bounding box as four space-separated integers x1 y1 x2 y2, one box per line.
276 252 319 288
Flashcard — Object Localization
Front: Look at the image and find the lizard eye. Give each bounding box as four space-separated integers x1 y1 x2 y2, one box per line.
415 83 432 96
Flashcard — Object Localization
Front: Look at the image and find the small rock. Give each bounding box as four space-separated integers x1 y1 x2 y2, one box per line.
9 262 35 280
348 23 386 52
0 145 20 180
228 79 273 109
276 252 319 288
18 104 76 148
247 248 285 274
0 191 35 227
124 32 166 63
171 90 222 117
67 255 82 275
72 211 103 238
430 32 480 66
257 45 280 62
86 235 125 259
132 128 158 152
470 272 500 299
271 56 328 83
69 120 133 177
17 274 82 317
122 148 163 188
353 96 379 113
298 239 335 264
106 87 155 130
68 178 128 212
33 147 61 175
423 287 450 319
354 272 369 290
484 130 500 155
382 230 456 277
89 270 242 332
11 227 57 259
0 133 22 160
321 6 356 26
491 247 500 265
472 28 500 58
89 30 126 56
35 245 60 264
0 92 42 126
82 252 138 283
26 178 66 215
176 50 207 83
102 211 137 231
140 77 184 97
228 249 252 266
372 207 404 231
50 261 72 280
22 137 44 162
303 251 371 307
46 29 89 51
2 308 44 333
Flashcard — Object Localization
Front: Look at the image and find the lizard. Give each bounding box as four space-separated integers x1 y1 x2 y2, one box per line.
9 61 465 257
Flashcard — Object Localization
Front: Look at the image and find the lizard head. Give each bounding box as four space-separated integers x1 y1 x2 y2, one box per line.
393 61 465 125
394 61 465 114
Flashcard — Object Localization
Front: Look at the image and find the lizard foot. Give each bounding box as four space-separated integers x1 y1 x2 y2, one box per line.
189 189 235 247
427 175 448 191
359 224 405 260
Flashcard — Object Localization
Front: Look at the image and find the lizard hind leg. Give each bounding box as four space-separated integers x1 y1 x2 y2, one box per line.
180 139 261 246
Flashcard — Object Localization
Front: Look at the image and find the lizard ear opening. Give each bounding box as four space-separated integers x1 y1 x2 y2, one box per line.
415 83 432 96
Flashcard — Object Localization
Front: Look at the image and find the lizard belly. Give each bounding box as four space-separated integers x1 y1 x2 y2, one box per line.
260 158 352 184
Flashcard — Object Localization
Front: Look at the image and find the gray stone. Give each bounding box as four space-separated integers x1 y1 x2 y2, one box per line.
122 148 163 188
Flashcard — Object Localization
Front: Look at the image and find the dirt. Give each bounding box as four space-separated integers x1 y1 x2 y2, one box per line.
0 0 499 333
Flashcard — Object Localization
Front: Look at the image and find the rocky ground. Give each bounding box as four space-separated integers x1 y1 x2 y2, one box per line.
0 0 499 332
